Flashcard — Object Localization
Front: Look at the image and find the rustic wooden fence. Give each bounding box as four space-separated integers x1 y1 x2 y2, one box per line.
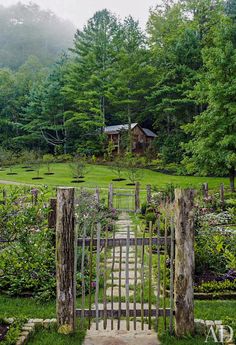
55 187 195 337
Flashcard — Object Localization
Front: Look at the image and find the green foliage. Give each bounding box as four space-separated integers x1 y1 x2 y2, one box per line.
124 154 143 184
195 279 236 293
182 11 236 189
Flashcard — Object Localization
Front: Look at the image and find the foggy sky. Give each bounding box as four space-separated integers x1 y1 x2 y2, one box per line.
0 0 159 29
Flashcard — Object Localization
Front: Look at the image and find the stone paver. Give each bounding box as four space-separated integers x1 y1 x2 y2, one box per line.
106 287 134 297
84 320 159 345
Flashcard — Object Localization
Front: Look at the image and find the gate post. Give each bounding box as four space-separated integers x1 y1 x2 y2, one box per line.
108 183 113 209
174 189 195 337
56 187 77 334
146 184 152 205
135 182 140 213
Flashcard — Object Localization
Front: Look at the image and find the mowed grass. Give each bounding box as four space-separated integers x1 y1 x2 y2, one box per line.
1 294 235 345
0 163 228 190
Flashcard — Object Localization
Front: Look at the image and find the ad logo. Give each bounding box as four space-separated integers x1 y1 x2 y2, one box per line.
205 325 234 343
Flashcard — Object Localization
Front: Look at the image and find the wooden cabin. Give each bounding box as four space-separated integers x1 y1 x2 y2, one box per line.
104 123 157 154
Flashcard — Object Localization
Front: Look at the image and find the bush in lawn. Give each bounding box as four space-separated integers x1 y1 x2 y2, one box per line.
0 148 13 171
43 154 54 174
32 159 43 179
110 157 125 181
106 141 116 161
20 150 38 169
55 153 73 163
124 153 143 185
69 155 88 181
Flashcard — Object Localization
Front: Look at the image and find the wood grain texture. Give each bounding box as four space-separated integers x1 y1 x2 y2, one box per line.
56 187 76 334
174 189 195 337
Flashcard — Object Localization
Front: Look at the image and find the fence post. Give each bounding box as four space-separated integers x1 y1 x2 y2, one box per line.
135 182 140 213
95 186 100 204
174 189 195 337
146 184 152 205
3 189 6 205
48 197 57 230
202 182 208 198
56 187 77 334
220 183 224 209
108 183 113 209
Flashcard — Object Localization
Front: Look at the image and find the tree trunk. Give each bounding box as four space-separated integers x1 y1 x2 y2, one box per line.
229 166 235 192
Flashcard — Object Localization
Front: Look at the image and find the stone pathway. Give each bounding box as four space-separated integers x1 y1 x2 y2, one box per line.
83 212 159 345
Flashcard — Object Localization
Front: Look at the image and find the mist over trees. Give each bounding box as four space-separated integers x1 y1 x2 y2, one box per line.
0 2 75 69
0 0 235 186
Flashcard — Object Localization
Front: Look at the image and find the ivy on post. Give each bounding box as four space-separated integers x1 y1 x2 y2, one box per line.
56 187 77 334
174 188 195 337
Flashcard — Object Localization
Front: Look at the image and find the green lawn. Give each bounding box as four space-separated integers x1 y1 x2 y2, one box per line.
0 163 228 190
1 294 235 345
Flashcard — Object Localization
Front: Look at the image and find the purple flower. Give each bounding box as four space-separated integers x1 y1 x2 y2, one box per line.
31 188 38 196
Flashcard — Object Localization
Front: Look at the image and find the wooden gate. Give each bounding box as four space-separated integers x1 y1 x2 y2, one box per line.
75 219 175 332
108 183 140 213
56 187 195 337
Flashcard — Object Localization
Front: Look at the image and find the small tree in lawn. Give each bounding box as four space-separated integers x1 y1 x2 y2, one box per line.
43 154 54 174
106 141 116 161
32 158 43 179
7 153 18 175
110 157 125 181
70 155 88 180
0 149 11 171
125 153 143 185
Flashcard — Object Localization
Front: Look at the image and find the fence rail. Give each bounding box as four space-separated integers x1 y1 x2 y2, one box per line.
77 236 171 247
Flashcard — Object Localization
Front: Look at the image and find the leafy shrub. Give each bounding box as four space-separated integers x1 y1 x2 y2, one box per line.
55 154 73 162
70 155 88 179
145 212 156 227
141 202 147 216
195 279 236 293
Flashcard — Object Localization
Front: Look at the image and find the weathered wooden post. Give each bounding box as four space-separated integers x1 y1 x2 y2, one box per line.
135 182 140 213
3 189 6 205
95 186 100 204
48 197 57 230
174 189 195 337
56 187 77 334
220 183 224 209
146 184 152 205
108 183 113 209
202 182 208 198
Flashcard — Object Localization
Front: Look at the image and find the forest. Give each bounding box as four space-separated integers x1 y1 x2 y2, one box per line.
0 0 236 188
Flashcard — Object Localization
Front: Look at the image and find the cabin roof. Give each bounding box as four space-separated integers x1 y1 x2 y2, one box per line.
104 123 157 137
142 128 157 137
104 123 138 134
